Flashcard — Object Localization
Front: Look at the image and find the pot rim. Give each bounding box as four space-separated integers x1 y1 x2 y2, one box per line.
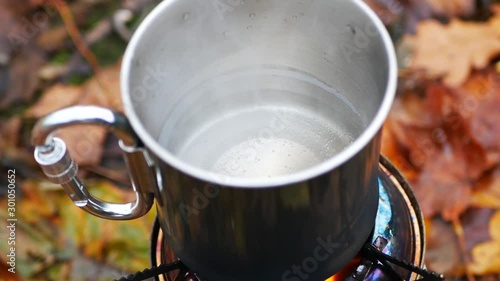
121 0 398 188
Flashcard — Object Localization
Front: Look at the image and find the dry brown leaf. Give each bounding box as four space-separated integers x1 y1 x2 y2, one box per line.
424 0 475 18
0 46 46 109
469 210 500 275
445 112 490 180
450 71 500 153
391 83 448 128
385 71 494 220
388 120 440 169
24 84 82 117
381 122 419 182
470 96 500 152
385 84 451 169
425 218 465 276
0 0 49 109
0 0 39 58
461 208 495 253
26 62 122 166
412 111 488 220
83 61 123 112
406 18 500 87
415 145 472 220
0 117 21 150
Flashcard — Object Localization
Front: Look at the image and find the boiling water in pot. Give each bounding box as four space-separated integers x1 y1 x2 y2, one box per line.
158 67 364 179
178 108 354 178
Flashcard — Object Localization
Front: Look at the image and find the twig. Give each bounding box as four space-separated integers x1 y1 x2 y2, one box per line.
48 0 101 75
452 218 476 281
44 0 113 101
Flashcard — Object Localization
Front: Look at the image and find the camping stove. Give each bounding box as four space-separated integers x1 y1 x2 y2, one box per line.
117 158 443 281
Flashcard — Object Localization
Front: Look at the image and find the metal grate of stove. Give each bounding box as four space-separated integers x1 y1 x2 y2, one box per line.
117 157 444 281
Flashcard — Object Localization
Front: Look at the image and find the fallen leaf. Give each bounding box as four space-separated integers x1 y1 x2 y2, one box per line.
0 117 22 152
444 111 489 180
425 218 465 276
0 0 50 110
461 208 495 253
386 119 440 169
385 83 451 169
0 0 38 60
24 84 82 118
414 144 472 220
405 18 500 86
381 122 419 182
470 96 500 151
411 109 488 220
82 61 123 112
0 46 46 110
469 210 500 275
472 167 500 209
451 70 500 153
385 73 491 220
0 179 155 280
392 83 448 128
424 0 475 18
493 4 500 16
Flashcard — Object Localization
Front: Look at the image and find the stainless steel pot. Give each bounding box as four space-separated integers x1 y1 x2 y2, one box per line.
32 0 397 280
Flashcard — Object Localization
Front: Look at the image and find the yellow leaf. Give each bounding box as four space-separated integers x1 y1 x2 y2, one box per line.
471 168 500 209
490 210 500 241
469 211 500 275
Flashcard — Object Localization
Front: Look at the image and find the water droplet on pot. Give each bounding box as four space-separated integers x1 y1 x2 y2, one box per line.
183 13 190 21
247 25 253 30
249 13 255 18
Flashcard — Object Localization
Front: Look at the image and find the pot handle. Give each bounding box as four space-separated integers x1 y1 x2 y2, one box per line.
32 106 155 220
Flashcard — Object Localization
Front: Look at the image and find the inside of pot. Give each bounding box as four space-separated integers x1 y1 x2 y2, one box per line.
124 0 393 180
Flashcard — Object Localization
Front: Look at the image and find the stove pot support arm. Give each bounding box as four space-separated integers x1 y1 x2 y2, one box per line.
32 106 155 220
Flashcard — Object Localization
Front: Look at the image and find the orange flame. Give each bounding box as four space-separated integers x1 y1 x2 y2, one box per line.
325 256 361 281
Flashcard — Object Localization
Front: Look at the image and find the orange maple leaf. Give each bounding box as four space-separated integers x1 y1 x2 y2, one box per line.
405 18 500 86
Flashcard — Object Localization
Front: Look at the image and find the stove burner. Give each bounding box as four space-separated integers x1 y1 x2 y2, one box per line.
116 158 443 281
